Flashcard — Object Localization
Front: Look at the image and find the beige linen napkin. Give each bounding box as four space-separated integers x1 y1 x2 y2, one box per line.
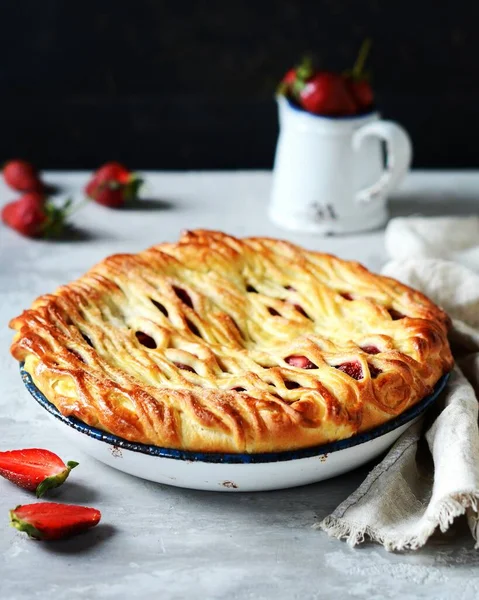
319 216 479 551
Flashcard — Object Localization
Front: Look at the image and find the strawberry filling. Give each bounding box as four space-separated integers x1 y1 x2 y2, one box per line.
368 364 382 378
268 307 280 316
246 284 258 293
151 298 168 317
81 333 93 347
173 286 193 309
335 361 363 380
294 304 309 318
361 345 380 355
173 363 196 373
174 363 195 373
285 355 318 369
231 386 246 392
340 292 353 300
186 318 201 337
388 308 405 320
135 331 157 349
284 381 301 389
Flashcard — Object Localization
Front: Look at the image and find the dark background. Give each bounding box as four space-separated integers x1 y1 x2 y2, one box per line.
1 1 477 169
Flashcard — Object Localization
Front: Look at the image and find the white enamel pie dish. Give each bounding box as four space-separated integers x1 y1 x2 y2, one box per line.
21 365 449 492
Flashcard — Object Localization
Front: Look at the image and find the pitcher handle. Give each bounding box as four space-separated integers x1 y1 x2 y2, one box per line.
353 120 412 204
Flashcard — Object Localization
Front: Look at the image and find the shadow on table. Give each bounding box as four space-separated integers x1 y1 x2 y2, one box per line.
138 459 374 525
121 198 175 211
43 183 62 196
41 225 119 243
50 225 99 243
41 524 117 555
47 480 101 505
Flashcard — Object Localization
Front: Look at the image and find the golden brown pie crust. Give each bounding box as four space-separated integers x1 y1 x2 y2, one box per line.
10 230 453 453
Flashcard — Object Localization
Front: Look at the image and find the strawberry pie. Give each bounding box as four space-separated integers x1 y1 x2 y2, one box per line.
10 230 453 453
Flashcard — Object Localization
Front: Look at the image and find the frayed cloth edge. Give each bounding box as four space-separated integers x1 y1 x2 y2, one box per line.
315 492 479 552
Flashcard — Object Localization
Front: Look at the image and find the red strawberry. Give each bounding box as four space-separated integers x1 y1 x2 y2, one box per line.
344 39 374 113
3 160 43 192
85 161 143 208
299 72 357 116
1 193 71 238
0 449 78 498
277 68 298 96
10 503 101 540
93 161 131 184
277 56 314 97
349 79 374 112
283 68 297 85
2 193 46 237
92 183 126 208
278 55 357 116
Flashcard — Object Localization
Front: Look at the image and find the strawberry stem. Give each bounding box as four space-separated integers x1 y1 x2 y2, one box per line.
64 198 87 218
41 197 86 238
291 56 315 98
352 38 372 79
295 55 314 81
10 509 44 540
35 461 78 498
124 175 144 204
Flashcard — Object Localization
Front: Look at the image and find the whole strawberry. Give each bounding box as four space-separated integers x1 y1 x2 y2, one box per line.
85 161 143 208
276 56 314 98
349 79 374 112
299 72 357 116
278 57 357 116
93 161 131 185
344 39 374 113
276 68 298 96
1 192 71 238
10 503 101 540
3 160 43 192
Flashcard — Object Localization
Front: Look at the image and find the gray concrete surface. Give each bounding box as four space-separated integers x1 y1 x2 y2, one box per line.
1 171 478 600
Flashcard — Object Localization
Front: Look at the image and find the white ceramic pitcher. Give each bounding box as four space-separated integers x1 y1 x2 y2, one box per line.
269 96 412 234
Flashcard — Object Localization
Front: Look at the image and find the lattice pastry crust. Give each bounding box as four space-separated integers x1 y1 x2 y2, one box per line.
10 230 453 453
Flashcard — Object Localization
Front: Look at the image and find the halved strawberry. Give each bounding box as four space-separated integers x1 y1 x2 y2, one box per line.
0 449 78 498
10 503 101 540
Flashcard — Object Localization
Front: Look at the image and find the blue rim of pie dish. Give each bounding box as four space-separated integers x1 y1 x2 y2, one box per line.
20 363 449 464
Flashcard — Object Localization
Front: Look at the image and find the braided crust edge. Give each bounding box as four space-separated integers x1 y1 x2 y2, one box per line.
10 230 453 453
